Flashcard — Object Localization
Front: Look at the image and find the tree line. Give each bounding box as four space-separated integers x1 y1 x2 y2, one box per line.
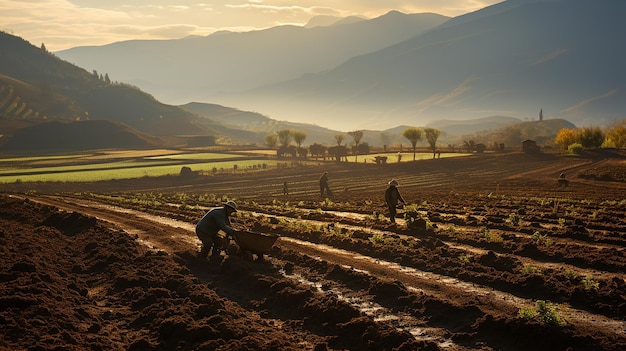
555 122 626 151
264 127 442 161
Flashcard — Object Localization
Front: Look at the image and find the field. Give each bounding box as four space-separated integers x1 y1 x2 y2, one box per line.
1 149 625 350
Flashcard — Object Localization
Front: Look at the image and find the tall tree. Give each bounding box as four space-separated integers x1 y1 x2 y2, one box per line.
264 134 278 148
277 129 292 147
334 134 345 146
604 121 626 148
380 132 391 151
576 126 604 148
291 130 307 149
348 130 364 162
424 128 441 158
554 128 577 150
402 128 422 161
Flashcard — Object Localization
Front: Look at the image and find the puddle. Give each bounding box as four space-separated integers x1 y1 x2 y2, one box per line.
279 237 626 335
280 269 456 348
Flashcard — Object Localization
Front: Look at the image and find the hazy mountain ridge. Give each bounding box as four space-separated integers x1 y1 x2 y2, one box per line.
56 11 450 104
0 31 264 150
181 101 569 149
218 0 625 131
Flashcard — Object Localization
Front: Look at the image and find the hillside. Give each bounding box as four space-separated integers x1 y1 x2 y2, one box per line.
180 102 343 145
0 31 259 145
218 0 625 131
56 11 449 104
0 119 162 154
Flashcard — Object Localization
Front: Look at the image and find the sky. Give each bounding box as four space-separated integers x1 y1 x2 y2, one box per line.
1 0 502 52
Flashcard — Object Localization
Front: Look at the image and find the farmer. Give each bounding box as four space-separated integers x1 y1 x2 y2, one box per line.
319 171 332 196
196 201 237 259
385 179 405 224
557 172 569 187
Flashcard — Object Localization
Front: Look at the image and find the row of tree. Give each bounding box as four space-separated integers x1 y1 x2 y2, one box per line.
0 86 37 119
264 127 443 161
555 122 626 149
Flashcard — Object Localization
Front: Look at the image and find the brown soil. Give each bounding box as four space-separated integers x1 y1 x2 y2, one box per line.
2 150 625 350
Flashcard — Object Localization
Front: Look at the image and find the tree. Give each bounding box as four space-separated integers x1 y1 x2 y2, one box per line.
277 129 292 147
264 134 278 148
402 128 422 160
334 134 345 146
380 132 391 151
576 126 604 148
348 130 364 161
309 143 327 160
423 128 441 158
291 130 307 148
604 121 626 148
40 43 47 52
554 128 577 150
463 140 476 153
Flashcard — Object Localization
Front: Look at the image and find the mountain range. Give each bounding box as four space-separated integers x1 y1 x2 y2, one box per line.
1 0 597 154
56 0 626 132
57 11 448 106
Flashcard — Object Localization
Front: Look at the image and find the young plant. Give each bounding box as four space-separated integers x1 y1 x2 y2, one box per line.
519 300 565 326
458 254 473 264
532 231 553 246
521 265 541 275
562 269 579 280
369 233 385 244
481 227 502 242
582 275 599 290
535 300 565 326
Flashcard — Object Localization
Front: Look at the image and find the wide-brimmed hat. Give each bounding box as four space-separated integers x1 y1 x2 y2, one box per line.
388 179 399 187
223 201 238 212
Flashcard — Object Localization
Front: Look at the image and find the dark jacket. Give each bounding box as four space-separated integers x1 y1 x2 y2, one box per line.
385 186 405 207
196 207 235 237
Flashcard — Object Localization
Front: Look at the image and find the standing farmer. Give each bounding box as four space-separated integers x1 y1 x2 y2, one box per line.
319 171 332 196
196 201 238 259
385 179 405 224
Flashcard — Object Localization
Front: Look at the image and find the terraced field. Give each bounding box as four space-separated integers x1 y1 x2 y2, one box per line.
1 150 625 350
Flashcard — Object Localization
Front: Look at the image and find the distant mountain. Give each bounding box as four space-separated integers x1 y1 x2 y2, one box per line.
181 102 549 148
219 0 625 130
180 102 343 145
0 31 257 146
56 11 449 104
304 15 366 28
426 116 522 136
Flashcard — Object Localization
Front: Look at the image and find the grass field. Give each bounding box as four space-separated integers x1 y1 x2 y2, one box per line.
0 149 470 184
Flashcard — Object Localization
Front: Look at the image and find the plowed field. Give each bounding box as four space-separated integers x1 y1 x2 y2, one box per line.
2 150 625 350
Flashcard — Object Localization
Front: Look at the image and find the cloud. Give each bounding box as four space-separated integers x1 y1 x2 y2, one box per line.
560 89 619 114
1 0 503 51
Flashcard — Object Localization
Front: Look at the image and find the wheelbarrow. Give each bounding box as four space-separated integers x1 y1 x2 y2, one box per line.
231 230 279 261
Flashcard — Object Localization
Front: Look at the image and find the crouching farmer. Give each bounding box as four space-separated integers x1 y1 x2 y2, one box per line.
196 201 238 260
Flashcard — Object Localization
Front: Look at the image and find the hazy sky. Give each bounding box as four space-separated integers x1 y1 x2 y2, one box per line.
1 0 502 51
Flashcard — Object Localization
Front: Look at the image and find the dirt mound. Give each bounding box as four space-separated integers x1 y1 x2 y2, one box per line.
0 195 432 350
